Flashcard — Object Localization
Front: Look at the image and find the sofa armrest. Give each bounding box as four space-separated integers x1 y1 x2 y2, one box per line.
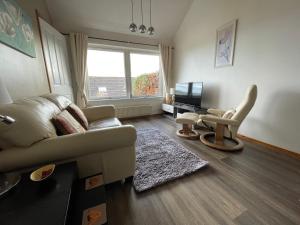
0 125 136 172
199 115 239 126
82 105 116 122
207 108 226 117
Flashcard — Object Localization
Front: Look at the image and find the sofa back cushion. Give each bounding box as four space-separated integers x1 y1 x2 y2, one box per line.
0 97 60 149
52 110 86 135
66 103 89 129
42 94 72 110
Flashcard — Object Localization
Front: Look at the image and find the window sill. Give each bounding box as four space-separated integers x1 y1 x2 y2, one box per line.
88 96 163 101
88 96 164 106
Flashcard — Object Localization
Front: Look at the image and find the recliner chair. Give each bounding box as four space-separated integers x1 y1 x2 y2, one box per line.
198 84 257 151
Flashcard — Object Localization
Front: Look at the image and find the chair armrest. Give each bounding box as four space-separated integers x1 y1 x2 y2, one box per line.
0 125 136 172
207 108 226 117
82 105 116 122
199 115 239 126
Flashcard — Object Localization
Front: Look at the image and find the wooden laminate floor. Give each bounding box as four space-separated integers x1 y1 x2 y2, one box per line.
106 115 300 225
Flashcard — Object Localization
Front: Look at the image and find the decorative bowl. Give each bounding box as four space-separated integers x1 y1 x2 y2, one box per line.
30 164 55 182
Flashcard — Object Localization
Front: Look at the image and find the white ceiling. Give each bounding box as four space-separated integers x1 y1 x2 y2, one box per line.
46 0 193 41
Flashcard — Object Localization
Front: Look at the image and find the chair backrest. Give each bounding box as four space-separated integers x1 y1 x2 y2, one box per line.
229 85 257 137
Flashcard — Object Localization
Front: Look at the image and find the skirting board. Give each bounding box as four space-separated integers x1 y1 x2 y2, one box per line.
238 134 300 160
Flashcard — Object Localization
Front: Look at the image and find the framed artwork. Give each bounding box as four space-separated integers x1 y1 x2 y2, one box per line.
215 19 237 68
0 0 36 57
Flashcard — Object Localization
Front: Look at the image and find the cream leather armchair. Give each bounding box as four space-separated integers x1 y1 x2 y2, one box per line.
198 85 257 151
0 95 136 184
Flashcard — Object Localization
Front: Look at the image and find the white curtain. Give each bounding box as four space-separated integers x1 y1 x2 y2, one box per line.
159 43 173 98
70 33 88 108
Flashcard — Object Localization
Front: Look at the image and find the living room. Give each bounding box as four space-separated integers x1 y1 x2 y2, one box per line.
0 0 299 225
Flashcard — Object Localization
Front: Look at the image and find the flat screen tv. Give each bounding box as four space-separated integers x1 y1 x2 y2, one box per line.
175 82 203 107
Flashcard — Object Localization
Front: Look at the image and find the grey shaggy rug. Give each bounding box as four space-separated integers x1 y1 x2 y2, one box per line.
133 128 208 192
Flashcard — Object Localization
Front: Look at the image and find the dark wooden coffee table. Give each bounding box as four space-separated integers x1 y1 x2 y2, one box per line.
0 162 77 225
0 162 107 225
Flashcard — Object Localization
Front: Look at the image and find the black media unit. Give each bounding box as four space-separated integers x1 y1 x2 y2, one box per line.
173 103 207 118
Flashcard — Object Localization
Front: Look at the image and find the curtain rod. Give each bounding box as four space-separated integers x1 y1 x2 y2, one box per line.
62 33 158 47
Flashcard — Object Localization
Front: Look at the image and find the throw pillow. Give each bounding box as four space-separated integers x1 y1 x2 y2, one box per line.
52 110 86 135
66 103 89 129
222 109 236 119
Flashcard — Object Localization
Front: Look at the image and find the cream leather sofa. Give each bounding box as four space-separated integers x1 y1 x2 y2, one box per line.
0 94 136 184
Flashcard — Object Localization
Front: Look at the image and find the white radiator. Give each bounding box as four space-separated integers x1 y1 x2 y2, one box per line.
116 105 152 118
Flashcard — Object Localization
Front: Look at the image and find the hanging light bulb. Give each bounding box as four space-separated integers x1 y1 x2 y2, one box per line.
129 0 137 32
147 0 154 35
148 26 154 35
139 24 147 33
139 0 147 33
129 23 137 32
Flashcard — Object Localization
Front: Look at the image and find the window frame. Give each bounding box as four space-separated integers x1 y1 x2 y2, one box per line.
86 44 162 101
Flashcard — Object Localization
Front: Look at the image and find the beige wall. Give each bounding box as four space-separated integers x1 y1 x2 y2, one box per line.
173 0 300 153
0 0 51 100
73 27 170 46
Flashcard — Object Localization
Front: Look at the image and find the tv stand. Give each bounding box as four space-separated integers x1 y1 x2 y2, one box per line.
173 103 207 118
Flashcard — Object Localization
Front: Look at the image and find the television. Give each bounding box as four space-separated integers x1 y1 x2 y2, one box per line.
175 82 203 107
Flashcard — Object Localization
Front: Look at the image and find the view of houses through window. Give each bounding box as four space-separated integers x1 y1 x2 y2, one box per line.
87 48 161 99
87 50 127 98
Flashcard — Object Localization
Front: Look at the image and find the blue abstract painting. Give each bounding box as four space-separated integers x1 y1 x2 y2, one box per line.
0 0 35 57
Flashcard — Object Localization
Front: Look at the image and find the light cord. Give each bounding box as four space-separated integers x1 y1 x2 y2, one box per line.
131 0 134 22
150 0 152 26
141 0 144 24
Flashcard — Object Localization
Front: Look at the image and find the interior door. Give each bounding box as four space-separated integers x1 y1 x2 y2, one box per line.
39 17 74 101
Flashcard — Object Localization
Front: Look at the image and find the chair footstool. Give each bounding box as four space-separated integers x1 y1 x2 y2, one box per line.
175 113 200 139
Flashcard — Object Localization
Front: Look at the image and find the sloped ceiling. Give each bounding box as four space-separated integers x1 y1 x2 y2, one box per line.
46 0 193 41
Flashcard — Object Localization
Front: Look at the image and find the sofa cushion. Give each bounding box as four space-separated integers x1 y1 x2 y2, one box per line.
0 97 60 149
42 94 72 110
52 110 86 135
88 118 121 130
66 103 89 129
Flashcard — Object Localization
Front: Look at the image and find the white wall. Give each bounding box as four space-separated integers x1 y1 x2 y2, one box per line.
173 0 300 153
66 27 172 47
0 0 51 100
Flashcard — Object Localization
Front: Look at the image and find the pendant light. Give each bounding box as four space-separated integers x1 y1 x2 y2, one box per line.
147 0 154 35
129 0 137 32
138 0 147 33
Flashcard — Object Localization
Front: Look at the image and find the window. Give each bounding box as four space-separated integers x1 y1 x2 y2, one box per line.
130 53 160 97
87 50 126 99
87 47 161 99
